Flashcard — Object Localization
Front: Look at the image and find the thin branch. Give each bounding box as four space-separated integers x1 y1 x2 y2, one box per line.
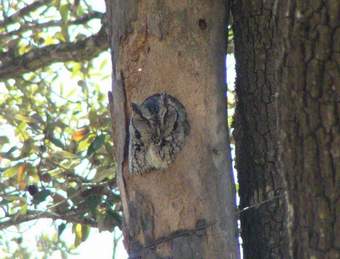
236 194 285 216
1 11 104 37
0 0 52 27
0 26 108 80
0 210 97 231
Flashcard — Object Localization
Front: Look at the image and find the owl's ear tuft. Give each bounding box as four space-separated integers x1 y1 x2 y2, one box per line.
131 103 149 132
131 103 142 115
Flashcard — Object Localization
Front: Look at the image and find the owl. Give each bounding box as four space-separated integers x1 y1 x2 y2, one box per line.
128 93 190 175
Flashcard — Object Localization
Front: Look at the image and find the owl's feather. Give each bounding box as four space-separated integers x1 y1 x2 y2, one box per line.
128 93 189 175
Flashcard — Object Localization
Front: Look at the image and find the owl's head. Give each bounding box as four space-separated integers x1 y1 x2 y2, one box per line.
130 93 178 146
129 93 189 174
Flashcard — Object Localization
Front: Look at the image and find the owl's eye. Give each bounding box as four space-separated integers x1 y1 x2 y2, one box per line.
152 135 163 145
160 139 166 147
135 145 141 151
135 130 141 139
173 121 178 131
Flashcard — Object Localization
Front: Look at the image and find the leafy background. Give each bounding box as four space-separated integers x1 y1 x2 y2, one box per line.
0 0 124 257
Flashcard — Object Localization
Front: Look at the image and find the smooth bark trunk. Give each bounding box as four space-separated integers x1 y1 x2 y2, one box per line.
106 1 239 258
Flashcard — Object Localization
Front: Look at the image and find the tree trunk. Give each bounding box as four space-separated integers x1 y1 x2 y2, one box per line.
232 0 289 258
233 0 340 258
105 1 239 258
276 1 340 258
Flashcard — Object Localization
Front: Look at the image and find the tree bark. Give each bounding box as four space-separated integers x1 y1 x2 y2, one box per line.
276 1 340 258
233 0 340 258
232 0 289 258
106 1 239 258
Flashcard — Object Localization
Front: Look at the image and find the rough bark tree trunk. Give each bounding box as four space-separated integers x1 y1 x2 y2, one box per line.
276 1 340 258
232 0 289 258
105 1 239 258
233 0 340 258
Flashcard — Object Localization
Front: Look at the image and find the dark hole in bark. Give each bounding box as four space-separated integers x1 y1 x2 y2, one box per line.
198 19 207 30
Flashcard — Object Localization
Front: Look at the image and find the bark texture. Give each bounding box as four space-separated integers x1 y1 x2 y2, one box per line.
233 0 340 258
106 1 239 258
277 1 340 258
232 0 288 258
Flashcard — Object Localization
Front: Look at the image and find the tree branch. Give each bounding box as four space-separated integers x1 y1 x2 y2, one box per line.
1 11 104 37
0 210 97 231
0 26 108 80
0 0 52 27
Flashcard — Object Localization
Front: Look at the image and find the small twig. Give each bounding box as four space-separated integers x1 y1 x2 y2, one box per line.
0 25 108 80
1 12 104 37
236 194 284 216
0 0 52 27
0 209 98 231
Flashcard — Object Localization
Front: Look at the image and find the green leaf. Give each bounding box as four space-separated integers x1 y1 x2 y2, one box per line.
107 210 122 227
2 166 18 179
58 223 66 237
33 189 51 205
50 136 64 149
86 193 101 215
0 198 10 206
92 167 113 183
19 202 28 215
73 224 90 247
0 136 9 145
59 4 69 22
86 134 105 157
111 193 121 203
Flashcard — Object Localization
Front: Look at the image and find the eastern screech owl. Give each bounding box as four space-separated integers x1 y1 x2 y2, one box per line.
128 93 190 175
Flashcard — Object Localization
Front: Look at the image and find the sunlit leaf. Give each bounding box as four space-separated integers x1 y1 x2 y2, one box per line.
72 127 89 142
18 43 32 55
20 202 28 215
99 59 108 70
45 35 59 45
92 167 113 183
73 224 90 247
16 122 29 140
54 150 78 159
17 163 27 190
3 166 18 179
15 114 33 123
27 165 40 183
77 138 91 152
59 4 69 23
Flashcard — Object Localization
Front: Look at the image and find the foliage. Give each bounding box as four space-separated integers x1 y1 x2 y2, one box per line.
0 0 120 256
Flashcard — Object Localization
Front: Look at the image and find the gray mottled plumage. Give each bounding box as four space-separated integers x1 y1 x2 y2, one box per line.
128 93 190 175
